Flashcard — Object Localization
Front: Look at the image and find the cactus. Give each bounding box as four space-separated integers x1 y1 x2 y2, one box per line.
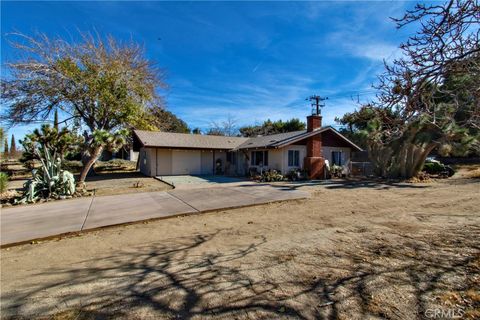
17 145 76 204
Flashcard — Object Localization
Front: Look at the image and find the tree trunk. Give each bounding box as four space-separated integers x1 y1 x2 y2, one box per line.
79 146 103 183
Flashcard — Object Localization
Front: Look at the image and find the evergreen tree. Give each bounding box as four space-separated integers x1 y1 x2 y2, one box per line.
10 134 16 157
53 109 59 131
239 118 306 137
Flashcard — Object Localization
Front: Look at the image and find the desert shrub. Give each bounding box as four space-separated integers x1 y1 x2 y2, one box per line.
95 159 136 172
63 160 83 173
422 160 455 177
0 172 8 193
423 161 444 174
286 169 307 181
259 170 284 182
330 165 343 178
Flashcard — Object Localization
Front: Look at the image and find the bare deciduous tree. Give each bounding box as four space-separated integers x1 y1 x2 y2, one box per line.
207 115 238 136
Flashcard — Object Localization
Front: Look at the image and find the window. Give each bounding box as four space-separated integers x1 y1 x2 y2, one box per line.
288 150 300 167
250 151 268 166
226 152 237 165
332 151 343 166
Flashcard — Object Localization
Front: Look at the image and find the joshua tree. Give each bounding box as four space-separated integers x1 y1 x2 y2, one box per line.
338 0 479 178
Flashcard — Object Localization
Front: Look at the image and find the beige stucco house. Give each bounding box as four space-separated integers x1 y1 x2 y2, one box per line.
133 115 362 179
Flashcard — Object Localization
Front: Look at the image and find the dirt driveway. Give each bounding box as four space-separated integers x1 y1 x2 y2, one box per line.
1 174 479 319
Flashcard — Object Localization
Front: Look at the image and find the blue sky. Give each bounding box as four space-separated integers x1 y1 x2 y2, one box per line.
1 1 417 138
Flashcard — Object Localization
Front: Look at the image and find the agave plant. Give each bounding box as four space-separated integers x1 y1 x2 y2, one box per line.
18 126 77 204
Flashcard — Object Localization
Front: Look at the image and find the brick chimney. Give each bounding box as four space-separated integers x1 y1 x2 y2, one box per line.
306 115 322 132
304 114 324 179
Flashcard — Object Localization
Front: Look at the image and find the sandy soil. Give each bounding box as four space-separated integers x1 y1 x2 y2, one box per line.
6 172 171 195
80 172 172 196
1 171 479 319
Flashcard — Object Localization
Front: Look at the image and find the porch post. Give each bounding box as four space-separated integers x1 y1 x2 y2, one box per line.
212 150 215 175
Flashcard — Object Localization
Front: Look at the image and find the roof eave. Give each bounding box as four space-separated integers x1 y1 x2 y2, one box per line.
327 127 363 152
272 127 328 148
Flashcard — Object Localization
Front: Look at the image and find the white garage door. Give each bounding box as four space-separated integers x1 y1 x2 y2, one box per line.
172 150 201 175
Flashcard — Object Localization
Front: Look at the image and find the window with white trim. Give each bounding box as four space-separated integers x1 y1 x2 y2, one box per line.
288 150 300 167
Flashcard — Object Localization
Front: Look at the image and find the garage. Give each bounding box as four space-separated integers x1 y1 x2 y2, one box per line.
133 130 249 177
155 149 206 175
172 150 201 175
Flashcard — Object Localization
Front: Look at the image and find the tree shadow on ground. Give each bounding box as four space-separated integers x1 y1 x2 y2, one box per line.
263 178 431 191
321 179 430 190
3 225 479 319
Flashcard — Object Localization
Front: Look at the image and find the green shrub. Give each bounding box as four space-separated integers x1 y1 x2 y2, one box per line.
422 161 445 174
330 165 343 178
0 172 8 193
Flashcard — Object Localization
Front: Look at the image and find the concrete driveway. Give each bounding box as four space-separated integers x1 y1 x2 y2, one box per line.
1 184 309 246
157 175 254 189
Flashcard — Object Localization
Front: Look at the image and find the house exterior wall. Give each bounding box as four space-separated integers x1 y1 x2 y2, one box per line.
139 147 156 176
281 145 307 173
156 149 172 176
245 146 307 175
235 152 247 176
323 146 352 173
246 148 283 173
214 151 227 174
201 150 214 175
242 145 353 176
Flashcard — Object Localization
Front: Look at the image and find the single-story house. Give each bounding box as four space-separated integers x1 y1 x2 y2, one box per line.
133 114 362 179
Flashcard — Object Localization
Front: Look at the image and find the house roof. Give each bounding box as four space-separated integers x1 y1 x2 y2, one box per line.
133 126 362 151
133 130 248 150
234 126 363 151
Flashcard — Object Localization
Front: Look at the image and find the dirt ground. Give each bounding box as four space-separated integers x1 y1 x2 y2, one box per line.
1 169 479 319
80 172 172 196
5 172 172 197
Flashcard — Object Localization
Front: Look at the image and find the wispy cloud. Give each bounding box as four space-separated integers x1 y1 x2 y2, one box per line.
2 1 414 139
165 69 367 131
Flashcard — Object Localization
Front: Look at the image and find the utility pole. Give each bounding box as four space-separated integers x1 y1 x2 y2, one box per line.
306 95 328 115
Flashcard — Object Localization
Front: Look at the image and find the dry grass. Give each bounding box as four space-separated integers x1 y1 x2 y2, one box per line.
464 167 480 178
452 163 480 179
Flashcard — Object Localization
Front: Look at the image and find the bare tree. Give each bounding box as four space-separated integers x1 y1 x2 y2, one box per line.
207 115 238 136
